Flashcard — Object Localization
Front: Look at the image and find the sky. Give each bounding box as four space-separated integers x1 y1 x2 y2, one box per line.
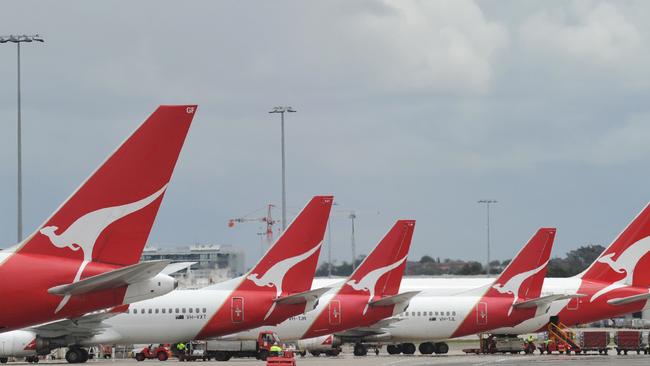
1 0 650 268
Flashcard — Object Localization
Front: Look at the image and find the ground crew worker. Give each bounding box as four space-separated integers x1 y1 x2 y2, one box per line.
176 342 187 355
269 342 282 357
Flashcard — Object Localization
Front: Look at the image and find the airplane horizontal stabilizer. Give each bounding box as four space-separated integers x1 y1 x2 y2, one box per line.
607 293 650 306
161 261 196 275
369 291 420 307
274 287 331 305
513 293 585 309
48 260 170 296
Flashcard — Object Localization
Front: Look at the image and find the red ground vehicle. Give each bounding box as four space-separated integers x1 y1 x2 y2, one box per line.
266 350 296 366
615 330 644 355
134 345 172 361
577 331 610 354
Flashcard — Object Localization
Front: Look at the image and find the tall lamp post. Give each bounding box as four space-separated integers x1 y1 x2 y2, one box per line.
478 199 497 276
349 212 357 271
0 34 44 242
268 106 296 232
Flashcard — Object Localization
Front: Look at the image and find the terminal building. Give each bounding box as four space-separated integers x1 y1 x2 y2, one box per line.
141 244 245 289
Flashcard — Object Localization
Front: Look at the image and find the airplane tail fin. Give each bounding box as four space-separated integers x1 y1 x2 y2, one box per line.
17 105 197 266
340 220 416 298
580 202 650 287
489 228 556 301
246 196 333 296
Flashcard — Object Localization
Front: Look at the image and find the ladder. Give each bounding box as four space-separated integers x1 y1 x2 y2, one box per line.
548 322 580 353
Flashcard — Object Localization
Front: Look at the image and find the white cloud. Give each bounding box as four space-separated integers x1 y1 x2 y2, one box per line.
519 2 646 74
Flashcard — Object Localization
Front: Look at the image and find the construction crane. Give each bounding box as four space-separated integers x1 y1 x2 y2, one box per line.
228 204 278 250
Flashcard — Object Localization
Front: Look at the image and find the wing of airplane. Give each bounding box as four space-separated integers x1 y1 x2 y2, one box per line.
29 307 127 339
334 317 403 338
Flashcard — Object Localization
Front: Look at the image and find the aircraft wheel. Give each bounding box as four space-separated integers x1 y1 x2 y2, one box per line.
0 358 7 364
401 343 416 355
353 344 368 356
435 342 449 354
325 349 340 356
418 342 435 355
387 345 401 355
309 351 321 357
66 348 85 364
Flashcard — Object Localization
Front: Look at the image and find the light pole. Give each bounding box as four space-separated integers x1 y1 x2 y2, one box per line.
478 200 497 276
0 34 44 242
349 212 357 271
327 202 339 277
268 106 296 232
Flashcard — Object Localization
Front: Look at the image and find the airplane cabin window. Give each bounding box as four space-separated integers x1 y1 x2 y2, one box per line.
148 309 152 314
155 309 159 314
196 308 200 313
182 308 186 313
203 308 207 313
162 309 166 314
189 308 193 313
175 308 179 314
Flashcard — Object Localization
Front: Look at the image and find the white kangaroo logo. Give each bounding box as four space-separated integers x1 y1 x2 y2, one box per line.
491 260 548 316
41 184 167 313
590 236 650 302
346 256 407 315
247 242 322 320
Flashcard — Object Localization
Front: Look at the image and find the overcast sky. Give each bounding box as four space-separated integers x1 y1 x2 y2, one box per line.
2 0 650 268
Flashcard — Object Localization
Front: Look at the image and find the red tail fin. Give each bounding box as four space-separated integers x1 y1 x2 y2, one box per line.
245 196 333 296
17 105 197 266
581 203 650 288
340 220 415 298
489 228 555 301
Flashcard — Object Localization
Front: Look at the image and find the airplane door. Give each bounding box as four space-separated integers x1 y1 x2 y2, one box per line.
567 297 579 311
328 300 341 326
476 302 488 325
231 297 244 323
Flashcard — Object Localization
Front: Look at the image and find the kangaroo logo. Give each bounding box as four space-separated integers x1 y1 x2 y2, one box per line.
41 184 167 313
246 242 322 320
491 260 548 316
589 236 650 302
346 256 407 315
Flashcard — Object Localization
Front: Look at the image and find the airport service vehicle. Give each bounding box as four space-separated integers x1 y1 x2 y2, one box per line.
0 196 333 363
206 331 279 361
229 220 417 357
307 228 562 355
133 345 172 361
0 105 196 333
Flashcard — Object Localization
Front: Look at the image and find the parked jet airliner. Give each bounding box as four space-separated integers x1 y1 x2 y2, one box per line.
0 196 333 363
0 105 196 334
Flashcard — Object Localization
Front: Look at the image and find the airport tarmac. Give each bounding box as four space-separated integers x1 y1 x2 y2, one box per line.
7 354 650 366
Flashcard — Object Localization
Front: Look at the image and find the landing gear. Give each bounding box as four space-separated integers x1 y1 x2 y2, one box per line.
309 351 321 357
0 358 7 364
325 349 341 356
26 356 40 363
419 342 435 354
65 347 89 364
387 345 402 355
353 343 368 356
401 343 416 355
435 342 449 354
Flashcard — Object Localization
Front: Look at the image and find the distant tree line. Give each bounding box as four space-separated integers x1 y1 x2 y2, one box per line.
315 244 606 278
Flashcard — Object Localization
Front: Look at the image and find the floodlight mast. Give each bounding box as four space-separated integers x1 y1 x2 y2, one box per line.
268 106 296 232
478 199 497 277
0 34 44 242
